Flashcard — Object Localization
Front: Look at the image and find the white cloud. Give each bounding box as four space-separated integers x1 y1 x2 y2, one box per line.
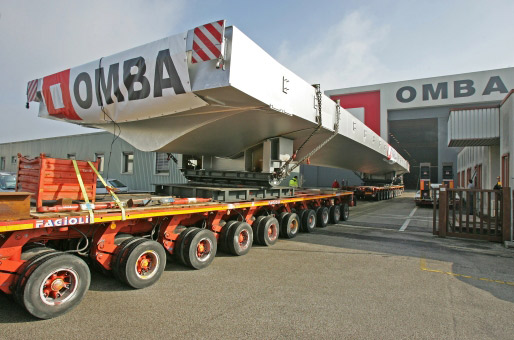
0 0 185 143
276 10 392 90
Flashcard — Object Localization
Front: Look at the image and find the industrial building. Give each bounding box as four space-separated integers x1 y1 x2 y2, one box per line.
326 67 514 189
0 132 186 191
2 67 513 191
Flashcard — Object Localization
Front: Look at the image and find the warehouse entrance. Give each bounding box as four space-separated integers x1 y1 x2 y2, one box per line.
388 118 438 190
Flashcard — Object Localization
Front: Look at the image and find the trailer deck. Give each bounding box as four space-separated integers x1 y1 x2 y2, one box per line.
343 185 404 201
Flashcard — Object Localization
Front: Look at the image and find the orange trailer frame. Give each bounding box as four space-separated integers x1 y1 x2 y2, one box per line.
0 190 353 319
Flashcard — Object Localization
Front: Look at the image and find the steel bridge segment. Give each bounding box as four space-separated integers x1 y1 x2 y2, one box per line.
31 24 409 176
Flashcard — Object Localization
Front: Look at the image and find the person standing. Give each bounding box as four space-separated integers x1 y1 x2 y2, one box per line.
493 176 502 190
332 179 340 189
289 176 298 188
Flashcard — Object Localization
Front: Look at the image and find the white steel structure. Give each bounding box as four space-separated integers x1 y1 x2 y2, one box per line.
26 21 409 178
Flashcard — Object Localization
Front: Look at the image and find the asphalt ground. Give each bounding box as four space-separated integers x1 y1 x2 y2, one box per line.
2 191 514 339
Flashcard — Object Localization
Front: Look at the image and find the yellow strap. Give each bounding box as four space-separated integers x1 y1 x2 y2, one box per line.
88 161 126 221
72 160 95 223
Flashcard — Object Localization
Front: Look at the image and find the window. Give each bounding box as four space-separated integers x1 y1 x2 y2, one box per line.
155 153 169 175
95 153 105 172
11 156 17 164
0 157 5 171
67 153 76 160
122 152 134 174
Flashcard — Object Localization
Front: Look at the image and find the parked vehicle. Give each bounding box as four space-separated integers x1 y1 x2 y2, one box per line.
96 179 129 194
0 172 16 192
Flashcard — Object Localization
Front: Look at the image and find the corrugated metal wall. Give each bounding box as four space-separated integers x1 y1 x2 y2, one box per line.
0 132 187 191
448 107 500 146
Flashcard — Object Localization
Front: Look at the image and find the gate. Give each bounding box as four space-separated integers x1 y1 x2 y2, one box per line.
433 187 511 242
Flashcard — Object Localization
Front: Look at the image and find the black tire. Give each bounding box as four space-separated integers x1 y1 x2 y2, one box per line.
111 236 144 281
116 239 166 289
174 227 200 265
21 246 56 261
14 250 61 306
182 228 217 269
219 221 240 253
280 213 300 238
257 216 279 246
316 206 329 228
252 216 266 245
301 209 316 233
296 209 307 231
276 211 288 225
329 205 341 224
16 253 90 319
341 203 350 221
227 222 253 256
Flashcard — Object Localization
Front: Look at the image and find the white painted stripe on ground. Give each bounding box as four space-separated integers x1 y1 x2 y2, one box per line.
399 207 418 231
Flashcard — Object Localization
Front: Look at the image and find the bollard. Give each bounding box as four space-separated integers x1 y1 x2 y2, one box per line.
438 187 448 237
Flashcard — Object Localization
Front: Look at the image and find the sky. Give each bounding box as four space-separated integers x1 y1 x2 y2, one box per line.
0 0 513 143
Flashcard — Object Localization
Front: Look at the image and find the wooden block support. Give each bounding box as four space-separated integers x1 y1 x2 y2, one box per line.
0 192 31 221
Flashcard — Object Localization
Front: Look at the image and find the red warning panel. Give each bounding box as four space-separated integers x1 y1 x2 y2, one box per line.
330 91 380 135
42 69 81 121
192 20 225 64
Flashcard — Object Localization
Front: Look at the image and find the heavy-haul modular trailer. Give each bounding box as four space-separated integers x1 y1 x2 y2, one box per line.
0 190 352 319
343 185 404 201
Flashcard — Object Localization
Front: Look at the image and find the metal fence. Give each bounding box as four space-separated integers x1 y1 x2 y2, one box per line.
433 187 511 242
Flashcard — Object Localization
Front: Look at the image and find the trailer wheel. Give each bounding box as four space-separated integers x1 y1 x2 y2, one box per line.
111 237 145 280
316 207 329 228
329 205 341 224
174 227 200 265
257 216 279 246
277 211 288 225
252 216 266 245
116 239 166 289
182 229 217 269
296 210 307 231
16 253 90 319
227 222 253 256
341 203 350 221
21 246 56 260
15 249 60 305
219 221 239 253
301 209 316 233
280 213 300 238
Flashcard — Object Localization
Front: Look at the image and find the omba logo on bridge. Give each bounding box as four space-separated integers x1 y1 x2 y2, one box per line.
41 47 189 121
395 76 509 103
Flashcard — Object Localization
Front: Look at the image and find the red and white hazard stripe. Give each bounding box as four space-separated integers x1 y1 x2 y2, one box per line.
192 20 225 64
26 79 39 102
